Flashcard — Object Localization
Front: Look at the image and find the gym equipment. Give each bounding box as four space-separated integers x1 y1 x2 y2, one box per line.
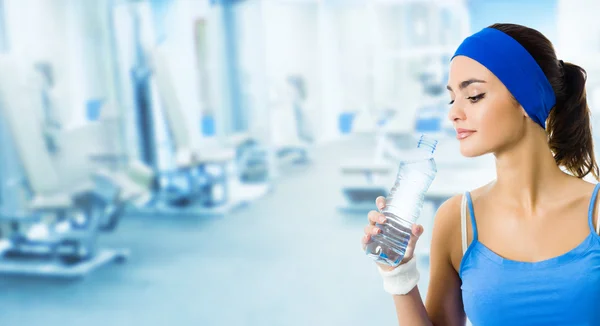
0 55 151 278
267 77 314 167
142 45 272 214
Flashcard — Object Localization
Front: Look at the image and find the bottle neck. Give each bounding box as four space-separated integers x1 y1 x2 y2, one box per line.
415 146 434 158
416 135 437 158
417 142 436 153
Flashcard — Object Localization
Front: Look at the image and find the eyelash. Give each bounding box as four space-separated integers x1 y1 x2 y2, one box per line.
448 93 486 105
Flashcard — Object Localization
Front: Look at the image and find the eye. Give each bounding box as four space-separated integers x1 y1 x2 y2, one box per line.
466 93 486 103
448 99 455 105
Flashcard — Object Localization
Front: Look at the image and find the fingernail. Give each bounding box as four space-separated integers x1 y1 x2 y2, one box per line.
373 227 380 234
379 215 386 223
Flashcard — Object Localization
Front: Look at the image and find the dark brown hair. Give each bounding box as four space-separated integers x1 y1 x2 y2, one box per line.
489 23 599 180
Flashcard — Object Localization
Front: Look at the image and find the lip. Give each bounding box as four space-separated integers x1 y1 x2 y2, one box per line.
456 128 476 140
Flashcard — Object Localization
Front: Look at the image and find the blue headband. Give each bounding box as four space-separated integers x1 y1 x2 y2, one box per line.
451 27 556 129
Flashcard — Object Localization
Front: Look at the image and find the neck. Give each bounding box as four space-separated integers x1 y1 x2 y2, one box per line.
493 133 568 213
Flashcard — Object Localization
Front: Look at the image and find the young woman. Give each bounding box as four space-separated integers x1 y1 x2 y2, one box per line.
361 23 600 325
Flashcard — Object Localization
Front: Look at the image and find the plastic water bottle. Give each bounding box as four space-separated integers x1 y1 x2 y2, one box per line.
365 134 438 267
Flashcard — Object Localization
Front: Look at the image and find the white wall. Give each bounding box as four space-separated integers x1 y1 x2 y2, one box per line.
4 0 74 124
159 0 211 146
3 0 121 128
261 2 323 141
80 0 119 106
262 2 320 108
318 2 375 142
147 0 231 142
556 0 600 60
230 1 270 141
557 0 600 114
556 0 600 167
334 6 371 111
318 3 344 143
236 1 469 144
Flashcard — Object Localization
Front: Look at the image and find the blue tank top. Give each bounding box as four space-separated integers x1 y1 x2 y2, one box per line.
460 183 600 326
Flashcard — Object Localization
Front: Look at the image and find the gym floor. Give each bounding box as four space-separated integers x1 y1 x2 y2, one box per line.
0 137 434 326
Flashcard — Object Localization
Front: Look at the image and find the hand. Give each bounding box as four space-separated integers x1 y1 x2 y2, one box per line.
362 196 424 271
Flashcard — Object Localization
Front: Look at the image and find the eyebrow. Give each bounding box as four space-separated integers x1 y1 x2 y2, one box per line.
446 79 487 91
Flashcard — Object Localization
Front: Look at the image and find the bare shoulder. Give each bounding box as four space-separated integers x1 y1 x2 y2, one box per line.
467 182 494 201
426 194 468 324
431 194 464 269
432 183 495 270
433 194 463 228
570 177 599 217
434 181 493 223
577 178 598 193
561 176 598 203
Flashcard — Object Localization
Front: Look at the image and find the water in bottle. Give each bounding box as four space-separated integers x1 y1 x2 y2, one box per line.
365 134 437 267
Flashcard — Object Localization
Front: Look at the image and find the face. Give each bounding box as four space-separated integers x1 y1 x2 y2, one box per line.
447 56 527 157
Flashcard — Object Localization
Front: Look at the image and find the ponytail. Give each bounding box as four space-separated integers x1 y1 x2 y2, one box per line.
547 62 599 180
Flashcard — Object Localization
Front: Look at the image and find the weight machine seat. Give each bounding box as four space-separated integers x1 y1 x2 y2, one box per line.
340 159 395 175
190 137 237 163
271 136 311 152
282 139 310 149
28 179 96 211
225 133 253 147
126 160 154 191
29 194 72 210
193 147 236 164
175 147 236 168
94 170 143 202
174 148 195 168
94 160 154 203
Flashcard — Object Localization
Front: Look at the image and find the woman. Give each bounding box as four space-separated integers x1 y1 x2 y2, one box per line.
361 23 600 325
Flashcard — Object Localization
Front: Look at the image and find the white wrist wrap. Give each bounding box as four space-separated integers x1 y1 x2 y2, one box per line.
377 255 420 295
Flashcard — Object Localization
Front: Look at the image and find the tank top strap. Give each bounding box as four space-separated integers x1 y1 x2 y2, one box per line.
587 183 600 234
461 192 478 255
466 192 478 241
461 193 467 254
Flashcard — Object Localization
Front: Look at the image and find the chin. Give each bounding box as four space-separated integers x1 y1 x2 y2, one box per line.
459 147 480 157
458 141 488 158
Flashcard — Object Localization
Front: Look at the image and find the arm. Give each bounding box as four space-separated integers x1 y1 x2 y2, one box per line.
391 195 466 326
424 195 467 325
392 286 432 326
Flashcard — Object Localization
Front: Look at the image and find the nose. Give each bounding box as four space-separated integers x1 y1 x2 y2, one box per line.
447 101 465 123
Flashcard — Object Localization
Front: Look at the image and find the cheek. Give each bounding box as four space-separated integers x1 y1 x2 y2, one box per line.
479 104 510 134
461 101 523 156
473 99 522 136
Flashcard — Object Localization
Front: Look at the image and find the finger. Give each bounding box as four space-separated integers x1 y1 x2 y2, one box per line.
362 234 371 244
375 196 386 211
362 233 374 252
412 224 424 237
364 224 381 236
368 210 386 225
406 225 423 246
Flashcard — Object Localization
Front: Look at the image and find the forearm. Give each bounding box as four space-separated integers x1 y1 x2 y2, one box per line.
392 286 432 326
